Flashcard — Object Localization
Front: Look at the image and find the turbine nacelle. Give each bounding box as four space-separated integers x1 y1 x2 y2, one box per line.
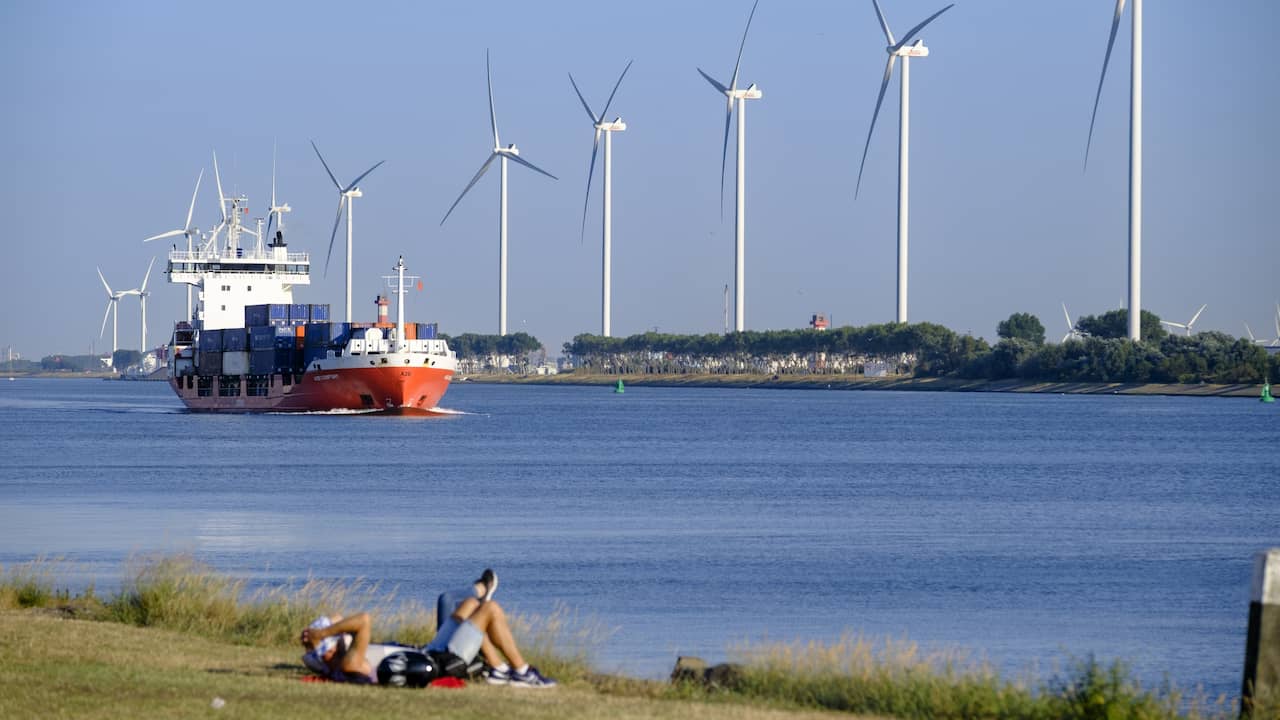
729 84 763 100
596 118 627 132
891 41 929 58
497 144 521 156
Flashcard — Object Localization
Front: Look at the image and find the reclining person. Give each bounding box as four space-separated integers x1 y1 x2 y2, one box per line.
428 568 556 688
299 569 555 688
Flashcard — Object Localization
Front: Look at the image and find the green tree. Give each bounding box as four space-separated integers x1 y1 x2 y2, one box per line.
1076 309 1166 344
997 313 1046 345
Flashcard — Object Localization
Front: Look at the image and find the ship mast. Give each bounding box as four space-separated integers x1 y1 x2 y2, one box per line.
384 257 419 353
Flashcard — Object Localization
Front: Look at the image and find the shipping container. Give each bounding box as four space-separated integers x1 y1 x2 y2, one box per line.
416 322 438 340
249 349 276 375
222 329 247 352
197 351 223 376
249 326 277 351
403 323 417 340
222 351 249 375
309 304 330 322
273 348 299 373
198 329 223 352
244 304 269 327
304 322 332 348
301 347 329 366
289 304 309 325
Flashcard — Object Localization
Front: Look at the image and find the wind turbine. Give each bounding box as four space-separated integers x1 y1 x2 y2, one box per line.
570 59 633 338
311 140 384 324
144 169 203 320
1159 304 1206 336
135 258 156 352
1084 0 1144 341
265 143 291 245
1245 306 1280 347
854 0 954 325
441 50 558 336
97 268 139 355
1061 303 1084 343
697 0 763 334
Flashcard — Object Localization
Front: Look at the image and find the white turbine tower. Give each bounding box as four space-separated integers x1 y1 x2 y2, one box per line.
854 0 954 325
97 268 139 355
1085 0 1144 341
1061 303 1084 343
441 50 558 336
144 169 203 320
311 140 384 324
570 60 633 338
697 0 762 334
135 258 156 352
1159 304 1206 337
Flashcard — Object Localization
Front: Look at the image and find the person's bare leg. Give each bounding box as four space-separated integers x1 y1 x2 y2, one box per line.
479 635 504 668
466 601 525 669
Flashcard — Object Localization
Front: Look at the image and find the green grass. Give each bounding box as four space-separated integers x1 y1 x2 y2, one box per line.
0 556 1249 719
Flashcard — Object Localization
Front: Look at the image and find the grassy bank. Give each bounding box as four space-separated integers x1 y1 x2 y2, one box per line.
0 557 1245 719
462 372 1266 398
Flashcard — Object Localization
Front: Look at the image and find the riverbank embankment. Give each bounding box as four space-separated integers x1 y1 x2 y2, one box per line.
462 373 1265 398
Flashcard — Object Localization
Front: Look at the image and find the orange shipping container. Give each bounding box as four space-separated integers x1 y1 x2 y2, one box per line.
404 323 417 340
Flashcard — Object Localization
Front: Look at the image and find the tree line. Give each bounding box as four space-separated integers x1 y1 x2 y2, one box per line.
558 309 1279 385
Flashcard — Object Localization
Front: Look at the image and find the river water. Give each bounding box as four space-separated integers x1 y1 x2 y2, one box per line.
0 377 1275 698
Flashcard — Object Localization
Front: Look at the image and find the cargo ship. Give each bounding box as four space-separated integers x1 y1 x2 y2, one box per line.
163 185 456 413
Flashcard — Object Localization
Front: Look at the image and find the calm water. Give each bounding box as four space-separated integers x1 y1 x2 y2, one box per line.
0 377 1276 697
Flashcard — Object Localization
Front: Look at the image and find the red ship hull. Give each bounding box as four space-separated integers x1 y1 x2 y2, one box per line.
170 365 454 413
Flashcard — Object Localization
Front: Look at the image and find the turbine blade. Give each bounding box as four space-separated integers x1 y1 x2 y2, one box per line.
855 55 896 200
579 129 602 244
185 168 203 232
507 152 558 180
344 160 385 193
698 68 729 94
871 0 896 46
1062 303 1073 329
97 267 112 295
310 140 342 191
267 144 277 240
212 151 227 222
324 196 346 278
440 153 498 225
719 99 733 216
487 49 500 147
144 229 184 243
729 0 761 94
1244 322 1255 341
100 300 112 339
140 257 155 293
265 212 275 242
1189 304 1207 326
895 3 954 48
568 72 599 123
599 59 634 120
1085 0 1128 171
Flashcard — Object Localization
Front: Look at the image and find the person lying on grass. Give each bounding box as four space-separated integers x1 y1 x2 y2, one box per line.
299 568 555 688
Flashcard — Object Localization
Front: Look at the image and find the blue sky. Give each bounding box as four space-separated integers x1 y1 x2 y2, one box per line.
2 0 1276 358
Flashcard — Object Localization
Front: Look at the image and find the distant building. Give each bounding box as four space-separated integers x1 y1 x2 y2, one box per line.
810 313 829 331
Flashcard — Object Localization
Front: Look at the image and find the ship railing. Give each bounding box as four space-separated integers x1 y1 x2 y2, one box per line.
168 250 310 263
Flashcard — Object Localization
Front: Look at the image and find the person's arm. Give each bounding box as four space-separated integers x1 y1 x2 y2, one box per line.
302 613 373 674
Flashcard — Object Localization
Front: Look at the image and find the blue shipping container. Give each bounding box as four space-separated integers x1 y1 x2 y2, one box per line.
198 329 223 352
244 304 270 327
249 349 276 375
329 322 352 347
304 322 331 348
416 323 437 340
249 326 276 351
309 304 330 322
222 329 247 352
289 304 309 324
301 347 328 366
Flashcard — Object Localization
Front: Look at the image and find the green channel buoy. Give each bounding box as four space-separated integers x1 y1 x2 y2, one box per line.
1263 381 1274 403
614 379 625 394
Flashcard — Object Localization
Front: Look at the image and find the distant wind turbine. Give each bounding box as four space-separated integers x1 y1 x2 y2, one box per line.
855 0 954 325
97 268 139 355
265 142 291 244
569 60 633 338
1084 0 1144 341
441 50 558 336
697 0 763 334
311 140 384 324
135 258 156 352
1159 304 1206 336
1061 303 1084 343
144 169 203 320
